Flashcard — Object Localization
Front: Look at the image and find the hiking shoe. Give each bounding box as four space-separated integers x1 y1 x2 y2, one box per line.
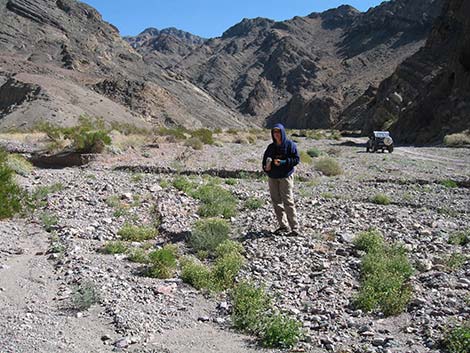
288 230 301 237
273 227 290 235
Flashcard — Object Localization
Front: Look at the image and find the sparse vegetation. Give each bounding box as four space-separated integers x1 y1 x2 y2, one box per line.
211 250 245 290
448 230 470 246
261 313 303 348
445 253 467 271
127 247 150 263
40 212 59 232
5 154 33 176
231 281 272 332
172 176 198 194
244 197 263 210
443 322 470 353
307 147 321 158
118 224 158 242
314 157 343 176
192 184 238 218
146 245 178 279
191 128 214 145
101 241 128 254
184 137 203 150
299 150 313 164
0 148 22 219
71 281 100 311
189 218 230 254
441 179 458 188
371 193 391 205
353 229 414 316
180 257 213 290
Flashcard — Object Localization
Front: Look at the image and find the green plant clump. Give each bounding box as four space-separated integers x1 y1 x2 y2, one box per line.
192 184 238 218
191 128 214 145
127 248 150 263
299 150 313 164
146 245 178 279
189 218 230 254
314 157 343 176
261 313 303 348
443 322 470 353
6 154 34 176
101 241 128 254
184 137 204 150
118 224 157 242
445 253 467 271
0 149 23 219
371 193 391 205
71 281 100 311
244 197 264 210
180 257 213 290
448 231 470 246
441 179 458 188
172 176 198 194
353 229 414 316
307 147 321 158
231 281 272 332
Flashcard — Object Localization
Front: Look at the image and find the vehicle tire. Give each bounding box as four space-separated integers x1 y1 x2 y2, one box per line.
388 146 394 153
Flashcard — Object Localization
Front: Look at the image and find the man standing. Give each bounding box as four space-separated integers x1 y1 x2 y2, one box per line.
262 123 300 236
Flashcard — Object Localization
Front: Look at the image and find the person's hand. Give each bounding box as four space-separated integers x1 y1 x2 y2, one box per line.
264 163 272 171
274 159 281 166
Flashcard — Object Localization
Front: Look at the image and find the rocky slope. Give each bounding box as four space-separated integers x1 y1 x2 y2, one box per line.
338 0 470 143
0 0 245 130
129 0 444 129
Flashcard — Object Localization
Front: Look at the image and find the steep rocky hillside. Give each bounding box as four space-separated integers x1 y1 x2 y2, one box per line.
129 0 444 129
338 0 470 144
125 28 205 69
0 0 244 130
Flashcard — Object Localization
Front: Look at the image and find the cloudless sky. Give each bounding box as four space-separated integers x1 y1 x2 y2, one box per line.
81 0 389 38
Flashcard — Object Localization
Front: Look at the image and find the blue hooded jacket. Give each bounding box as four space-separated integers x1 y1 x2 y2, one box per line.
262 123 300 179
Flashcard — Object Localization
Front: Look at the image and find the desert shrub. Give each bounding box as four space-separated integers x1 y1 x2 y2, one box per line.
314 157 342 176
71 281 100 311
261 313 302 349
326 147 342 156
192 184 238 218
191 128 214 145
212 251 245 290
443 322 470 353
189 218 230 254
299 150 313 164
353 229 385 253
445 253 467 271
40 212 59 232
231 281 271 332
101 241 128 254
371 193 391 205
329 130 342 140
353 229 414 316
443 131 470 146
215 240 244 258
225 178 237 186
6 154 33 176
307 147 321 158
118 224 157 242
441 179 458 188
180 257 213 290
156 126 188 140
146 245 178 279
25 183 64 211
448 231 470 246
244 197 263 210
172 176 198 193
0 150 23 219
127 248 150 263
184 137 203 150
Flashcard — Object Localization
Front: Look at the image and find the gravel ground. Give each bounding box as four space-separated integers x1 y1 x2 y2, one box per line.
1 134 469 352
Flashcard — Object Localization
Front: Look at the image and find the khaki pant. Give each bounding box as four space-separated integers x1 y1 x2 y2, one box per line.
268 175 298 231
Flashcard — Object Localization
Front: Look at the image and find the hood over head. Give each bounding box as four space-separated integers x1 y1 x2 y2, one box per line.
271 123 287 145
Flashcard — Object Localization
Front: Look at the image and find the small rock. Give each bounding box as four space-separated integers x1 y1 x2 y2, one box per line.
113 337 130 348
198 316 210 322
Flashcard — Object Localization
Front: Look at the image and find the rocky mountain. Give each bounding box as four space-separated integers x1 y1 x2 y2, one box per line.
0 0 244 130
338 0 470 143
128 0 444 129
124 27 206 69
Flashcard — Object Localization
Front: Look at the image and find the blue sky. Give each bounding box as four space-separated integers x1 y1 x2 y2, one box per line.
81 0 389 38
